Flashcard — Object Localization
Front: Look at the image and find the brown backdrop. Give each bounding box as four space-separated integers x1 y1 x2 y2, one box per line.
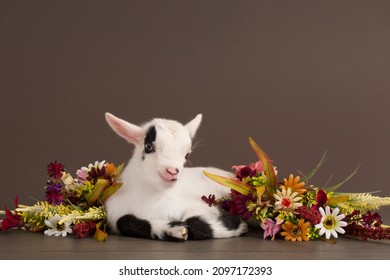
1 1 390 223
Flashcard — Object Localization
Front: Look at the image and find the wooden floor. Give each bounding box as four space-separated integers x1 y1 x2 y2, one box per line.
1 229 389 260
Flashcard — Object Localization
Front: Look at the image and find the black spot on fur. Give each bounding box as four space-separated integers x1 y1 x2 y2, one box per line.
143 126 156 155
117 214 152 239
219 212 242 230
169 221 187 227
185 216 213 240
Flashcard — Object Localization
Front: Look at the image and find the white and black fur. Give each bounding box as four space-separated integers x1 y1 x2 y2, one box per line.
105 113 248 241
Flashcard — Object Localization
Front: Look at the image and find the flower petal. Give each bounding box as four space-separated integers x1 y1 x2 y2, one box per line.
335 227 345 234
338 221 348 227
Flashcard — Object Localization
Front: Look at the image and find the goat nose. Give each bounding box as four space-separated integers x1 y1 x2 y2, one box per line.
166 167 179 175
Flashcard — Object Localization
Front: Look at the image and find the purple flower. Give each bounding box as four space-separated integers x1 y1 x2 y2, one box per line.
45 182 63 205
261 218 282 240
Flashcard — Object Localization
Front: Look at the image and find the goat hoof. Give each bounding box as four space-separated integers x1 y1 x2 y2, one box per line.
167 225 188 241
240 221 249 235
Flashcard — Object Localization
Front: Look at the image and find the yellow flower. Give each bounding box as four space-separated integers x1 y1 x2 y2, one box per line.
280 219 310 242
282 174 306 194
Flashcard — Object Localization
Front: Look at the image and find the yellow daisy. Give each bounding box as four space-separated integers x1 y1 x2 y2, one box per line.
282 174 307 194
280 219 310 242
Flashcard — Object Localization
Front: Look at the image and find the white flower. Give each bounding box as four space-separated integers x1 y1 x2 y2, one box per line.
61 172 81 191
82 161 106 173
274 188 302 211
315 206 347 239
44 214 72 237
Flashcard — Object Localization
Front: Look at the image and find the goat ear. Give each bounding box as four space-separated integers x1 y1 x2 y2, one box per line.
185 114 202 139
105 113 144 145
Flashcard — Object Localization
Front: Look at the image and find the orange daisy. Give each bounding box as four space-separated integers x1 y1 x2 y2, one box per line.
282 174 307 194
280 219 310 242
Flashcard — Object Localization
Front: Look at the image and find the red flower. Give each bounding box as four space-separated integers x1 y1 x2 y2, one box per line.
312 189 328 210
232 161 264 180
296 206 322 225
201 194 216 207
227 191 256 220
47 161 65 179
73 221 97 238
1 197 23 231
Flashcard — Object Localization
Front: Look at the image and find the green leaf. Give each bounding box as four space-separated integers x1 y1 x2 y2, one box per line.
85 179 110 206
99 182 123 202
115 163 125 177
299 152 327 183
203 171 254 195
325 165 360 192
248 137 276 197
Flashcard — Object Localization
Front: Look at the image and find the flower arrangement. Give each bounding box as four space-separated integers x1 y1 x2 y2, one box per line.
0 160 124 241
203 138 390 242
2 138 390 243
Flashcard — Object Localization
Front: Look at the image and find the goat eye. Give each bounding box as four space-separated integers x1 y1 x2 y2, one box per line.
144 143 155 154
185 153 191 160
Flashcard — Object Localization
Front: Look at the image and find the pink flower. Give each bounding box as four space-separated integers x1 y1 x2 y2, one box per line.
76 169 88 184
261 218 282 240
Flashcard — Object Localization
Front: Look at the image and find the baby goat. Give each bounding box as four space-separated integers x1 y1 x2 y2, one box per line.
105 113 248 241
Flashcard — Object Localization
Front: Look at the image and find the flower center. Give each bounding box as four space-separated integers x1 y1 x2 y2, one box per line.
291 227 302 237
282 198 291 208
56 223 65 232
323 216 336 229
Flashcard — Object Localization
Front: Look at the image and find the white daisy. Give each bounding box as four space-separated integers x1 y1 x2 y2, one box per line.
44 214 72 237
315 206 347 239
273 188 302 211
